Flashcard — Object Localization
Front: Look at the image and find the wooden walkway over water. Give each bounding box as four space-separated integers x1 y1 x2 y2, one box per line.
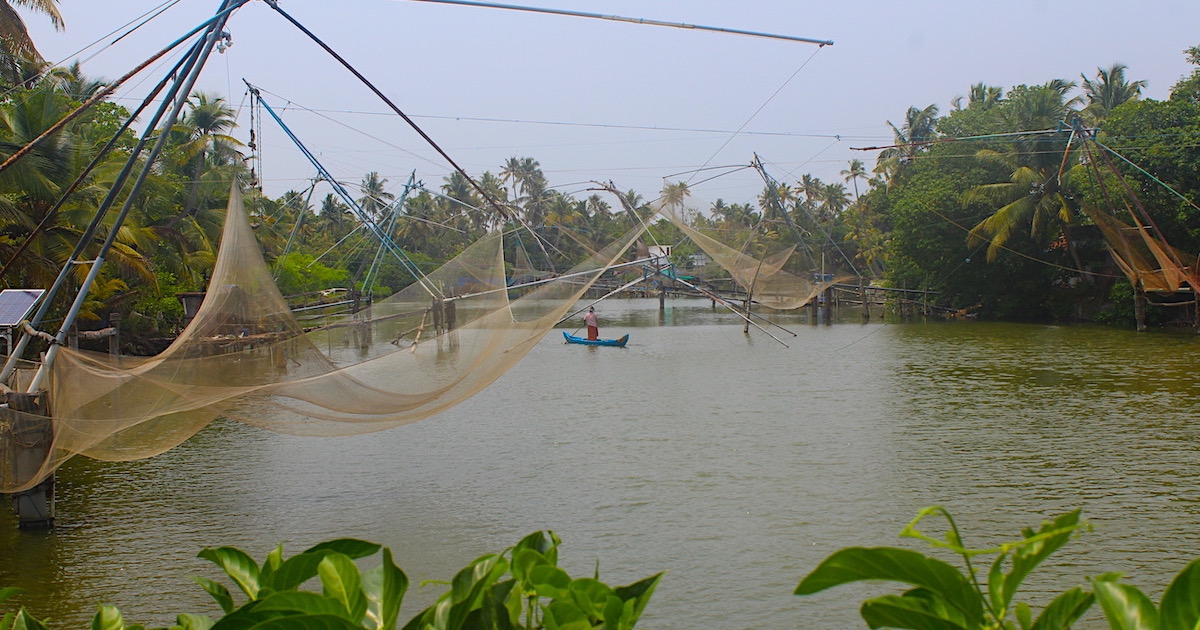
579 273 968 320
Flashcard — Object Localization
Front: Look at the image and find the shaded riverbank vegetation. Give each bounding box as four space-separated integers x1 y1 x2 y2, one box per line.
2 11 1199 352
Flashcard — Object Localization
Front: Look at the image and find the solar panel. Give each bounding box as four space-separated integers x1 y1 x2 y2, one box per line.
0 289 45 327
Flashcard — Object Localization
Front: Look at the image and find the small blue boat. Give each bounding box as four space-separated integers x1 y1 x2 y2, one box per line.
563 331 629 347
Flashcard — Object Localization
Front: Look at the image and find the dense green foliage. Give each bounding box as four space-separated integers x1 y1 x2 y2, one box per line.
2 22 1199 348
5 514 1200 628
0 531 661 630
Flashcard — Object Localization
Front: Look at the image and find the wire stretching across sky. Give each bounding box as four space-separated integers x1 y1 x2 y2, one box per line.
681 45 828 194
0 0 182 103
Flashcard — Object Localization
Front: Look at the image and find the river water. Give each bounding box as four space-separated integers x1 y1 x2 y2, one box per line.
3 298 1200 629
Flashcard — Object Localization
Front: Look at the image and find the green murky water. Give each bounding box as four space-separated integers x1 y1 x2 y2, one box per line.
3 298 1199 628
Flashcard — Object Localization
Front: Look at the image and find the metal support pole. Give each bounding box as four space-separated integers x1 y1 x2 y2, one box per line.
26 0 239 393
0 6 242 386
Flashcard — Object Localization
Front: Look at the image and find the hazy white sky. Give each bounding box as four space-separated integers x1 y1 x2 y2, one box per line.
25 0 1200 210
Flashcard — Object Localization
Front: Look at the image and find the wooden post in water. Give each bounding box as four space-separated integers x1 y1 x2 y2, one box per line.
860 278 870 321
743 295 752 334
1194 291 1199 335
823 286 833 326
1134 282 1147 332
3 391 54 529
108 312 121 356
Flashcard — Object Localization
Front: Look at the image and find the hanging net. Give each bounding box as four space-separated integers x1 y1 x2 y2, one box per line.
1 187 644 492
509 236 553 285
657 207 850 310
1084 207 1198 293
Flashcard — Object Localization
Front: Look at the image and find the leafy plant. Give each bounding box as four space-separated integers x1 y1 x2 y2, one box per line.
1089 560 1200 630
795 507 1200 630
1 532 661 630
796 507 1093 629
400 531 661 630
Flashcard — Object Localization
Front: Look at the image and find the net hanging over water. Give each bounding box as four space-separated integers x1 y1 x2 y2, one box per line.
657 207 851 310
1 187 644 492
1084 206 1199 294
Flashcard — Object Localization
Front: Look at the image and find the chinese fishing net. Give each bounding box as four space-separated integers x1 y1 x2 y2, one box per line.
0 187 645 492
657 206 850 310
1084 206 1198 294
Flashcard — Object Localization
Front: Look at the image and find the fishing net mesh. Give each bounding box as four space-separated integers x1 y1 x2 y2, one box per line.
657 207 850 309
1084 206 1199 293
1 187 643 492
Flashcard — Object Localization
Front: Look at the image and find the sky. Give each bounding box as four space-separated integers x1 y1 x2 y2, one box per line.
23 0 1200 212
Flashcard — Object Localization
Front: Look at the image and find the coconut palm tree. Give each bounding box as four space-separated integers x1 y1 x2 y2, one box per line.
841 203 886 277
952 82 1005 111
964 81 1084 260
438 170 485 238
50 60 106 100
583 193 610 220
544 191 582 228
318 193 351 239
819 183 851 221
0 0 63 86
875 104 940 184
395 190 438 254
474 170 507 229
660 180 691 215
1080 63 1146 124
173 92 242 221
0 85 151 298
840 159 867 202
755 182 792 227
357 171 392 222
520 176 552 228
500 157 543 203
795 174 824 213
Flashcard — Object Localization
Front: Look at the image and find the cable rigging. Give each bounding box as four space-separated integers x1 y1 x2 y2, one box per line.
248 85 438 298
2 0 248 388
262 0 512 223
400 0 834 46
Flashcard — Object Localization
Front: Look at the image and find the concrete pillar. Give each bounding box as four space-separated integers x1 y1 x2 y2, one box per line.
4 391 54 529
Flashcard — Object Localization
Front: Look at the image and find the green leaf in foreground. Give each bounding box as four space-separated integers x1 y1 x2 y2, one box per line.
1158 558 1200 630
197 547 261 600
795 546 982 621
1091 579 1158 630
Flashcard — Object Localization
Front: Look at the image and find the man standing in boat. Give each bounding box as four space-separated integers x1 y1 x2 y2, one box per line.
584 306 599 341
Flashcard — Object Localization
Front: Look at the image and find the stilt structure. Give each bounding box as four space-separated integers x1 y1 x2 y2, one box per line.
1134 282 1147 332
4 391 52 528
1 0 243 529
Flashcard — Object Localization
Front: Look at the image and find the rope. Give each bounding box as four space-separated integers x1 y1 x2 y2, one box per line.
0 1 248 175
403 0 833 46
264 0 511 220
0 49 192 281
683 47 825 191
1096 141 1200 215
21 323 57 344
250 86 438 297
